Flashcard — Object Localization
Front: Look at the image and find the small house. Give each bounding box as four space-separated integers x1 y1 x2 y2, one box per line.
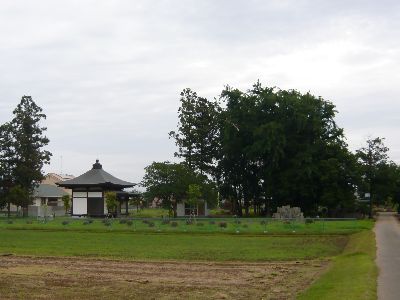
32 184 69 207
176 200 210 217
28 184 69 217
57 160 135 217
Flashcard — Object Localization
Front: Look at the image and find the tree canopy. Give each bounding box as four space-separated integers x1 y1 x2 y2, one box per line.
167 82 400 217
216 83 359 216
0 96 51 214
169 88 220 176
141 161 217 216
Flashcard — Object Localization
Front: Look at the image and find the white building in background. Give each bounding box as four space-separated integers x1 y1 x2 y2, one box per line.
1 173 75 216
41 173 75 195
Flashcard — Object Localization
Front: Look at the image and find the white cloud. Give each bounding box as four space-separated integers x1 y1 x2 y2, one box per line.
0 0 399 180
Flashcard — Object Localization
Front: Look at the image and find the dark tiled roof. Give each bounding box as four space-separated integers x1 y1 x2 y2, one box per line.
57 160 135 189
34 184 68 198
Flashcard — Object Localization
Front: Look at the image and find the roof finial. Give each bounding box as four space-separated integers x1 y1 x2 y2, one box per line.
93 159 102 169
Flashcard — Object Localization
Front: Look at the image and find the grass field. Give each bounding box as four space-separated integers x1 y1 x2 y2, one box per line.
129 208 169 217
0 217 376 299
298 230 377 300
0 216 373 235
0 229 348 261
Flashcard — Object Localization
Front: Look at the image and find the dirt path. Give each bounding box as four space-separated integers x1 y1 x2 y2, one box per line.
375 212 400 300
0 255 327 299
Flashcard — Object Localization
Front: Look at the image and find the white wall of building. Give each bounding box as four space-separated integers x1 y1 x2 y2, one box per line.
88 192 102 198
73 192 87 198
73 198 87 215
205 202 210 216
177 203 185 216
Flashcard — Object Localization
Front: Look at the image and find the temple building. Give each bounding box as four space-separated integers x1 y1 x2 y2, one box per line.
57 160 135 217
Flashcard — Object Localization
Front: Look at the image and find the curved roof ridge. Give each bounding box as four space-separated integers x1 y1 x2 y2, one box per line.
56 160 135 189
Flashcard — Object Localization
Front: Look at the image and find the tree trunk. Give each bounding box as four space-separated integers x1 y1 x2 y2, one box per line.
22 206 28 217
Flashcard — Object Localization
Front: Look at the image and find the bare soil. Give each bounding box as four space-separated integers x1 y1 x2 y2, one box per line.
0 255 327 299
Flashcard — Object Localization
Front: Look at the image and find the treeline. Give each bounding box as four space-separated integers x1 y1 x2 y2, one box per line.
0 96 51 215
143 82 400 217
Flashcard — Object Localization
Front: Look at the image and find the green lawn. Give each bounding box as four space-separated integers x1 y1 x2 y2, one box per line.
298 230 377 300
129 208 170 218
0 229 348 261
0 217 373 235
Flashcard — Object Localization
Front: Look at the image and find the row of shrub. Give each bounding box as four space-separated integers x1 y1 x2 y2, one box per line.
4 218 315 227
57 219 231 228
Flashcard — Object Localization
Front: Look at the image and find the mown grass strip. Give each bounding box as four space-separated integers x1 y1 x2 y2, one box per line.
298 230 377 300
0 229 347 262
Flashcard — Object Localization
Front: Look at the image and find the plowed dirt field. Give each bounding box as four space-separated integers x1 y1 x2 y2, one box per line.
0 255 327 299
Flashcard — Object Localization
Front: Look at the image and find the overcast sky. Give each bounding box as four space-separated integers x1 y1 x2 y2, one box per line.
0 0 399 184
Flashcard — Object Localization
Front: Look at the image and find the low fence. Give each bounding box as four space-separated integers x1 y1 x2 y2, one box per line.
94 216 362 234
27 205 66 217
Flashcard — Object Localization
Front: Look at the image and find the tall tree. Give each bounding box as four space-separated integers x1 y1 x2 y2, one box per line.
0 123 16 215
0 96 51 214
218 82 358 216
169 88 220 176
11 96 52 193
356 137 389 217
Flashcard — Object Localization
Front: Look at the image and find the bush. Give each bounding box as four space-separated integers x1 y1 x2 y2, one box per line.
119 219 127 224
26 220 33 224
83 220 91 225
7 220 13 224
218 222 227 228
209 221 216 225
242 224 248 228
126 220 133 226
142 220 149 224
104 220 112 226
235 219 241 224
209 208 231 216
186 219 194 225
260 220 266 225
62 220 69 226
148 222 155 227
305 219 314 224
196 222 204 226
87 219 94 224
171 221 178 227
161 219 170 225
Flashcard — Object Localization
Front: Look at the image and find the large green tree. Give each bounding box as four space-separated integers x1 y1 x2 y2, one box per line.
169 88 220 176
373 162 400 209
169 83 398 217
141 161 216 217
218 83 358 216
0 123 16 214
356 137 391 216
0 96 51 214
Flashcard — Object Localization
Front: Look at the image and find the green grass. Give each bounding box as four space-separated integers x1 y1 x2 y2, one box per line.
0 229 348 261
129 208 170 218
0 217 374 235
298 230 377 300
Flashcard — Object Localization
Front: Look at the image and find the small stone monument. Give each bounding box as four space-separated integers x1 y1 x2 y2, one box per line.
273 205 304 220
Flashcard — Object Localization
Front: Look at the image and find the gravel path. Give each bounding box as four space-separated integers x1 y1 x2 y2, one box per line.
375 212 400 300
